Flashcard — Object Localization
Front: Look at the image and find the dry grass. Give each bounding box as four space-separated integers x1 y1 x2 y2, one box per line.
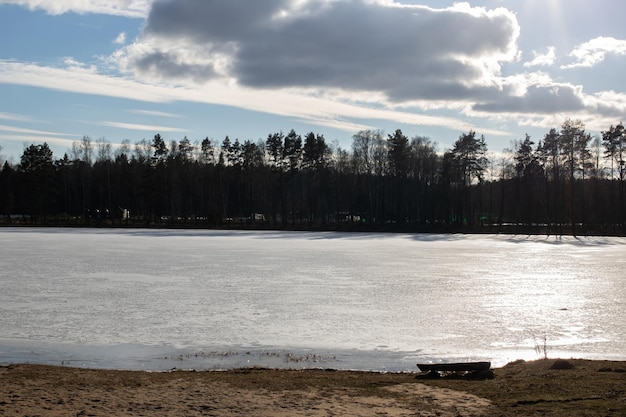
421 359 626 416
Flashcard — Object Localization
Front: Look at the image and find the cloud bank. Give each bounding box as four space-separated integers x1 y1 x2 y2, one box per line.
121 0 520 104
115 0 624 127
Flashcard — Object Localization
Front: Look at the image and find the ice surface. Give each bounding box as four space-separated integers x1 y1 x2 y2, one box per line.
1 228 626 371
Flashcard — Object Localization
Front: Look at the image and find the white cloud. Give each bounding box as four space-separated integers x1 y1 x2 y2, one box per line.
563 36 626 69
114 32 127 45
0 134 80 152
0 60 496 135
0 123 82 154
301 117 375 135
0 0 151 17
0 123 80 137
0 60 175 102
99 121 187 132
523 47 556 68
128 109 180 118
0 111 32 122
63 57 97 73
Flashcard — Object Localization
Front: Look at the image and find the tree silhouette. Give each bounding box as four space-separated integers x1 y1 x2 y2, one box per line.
5 119 626 235
19 143 56 218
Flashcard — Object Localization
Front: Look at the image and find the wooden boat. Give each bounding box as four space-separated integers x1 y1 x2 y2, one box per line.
416 361 491 373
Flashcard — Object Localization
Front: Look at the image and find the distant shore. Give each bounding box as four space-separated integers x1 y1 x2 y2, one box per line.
4 219 626 237
2 359 626 416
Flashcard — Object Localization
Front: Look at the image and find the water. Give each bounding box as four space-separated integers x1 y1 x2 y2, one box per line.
1 228 626 371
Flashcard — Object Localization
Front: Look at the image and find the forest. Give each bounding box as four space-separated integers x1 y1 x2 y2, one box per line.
2 118 626 235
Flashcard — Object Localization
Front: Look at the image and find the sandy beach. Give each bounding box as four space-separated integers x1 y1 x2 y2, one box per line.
2 359 626 416
0 364 490 416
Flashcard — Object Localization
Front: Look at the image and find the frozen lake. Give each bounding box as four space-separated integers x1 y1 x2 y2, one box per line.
1 227 626 371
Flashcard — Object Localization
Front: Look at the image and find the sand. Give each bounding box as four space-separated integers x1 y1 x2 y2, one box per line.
0 364 491 416
4 359 626 416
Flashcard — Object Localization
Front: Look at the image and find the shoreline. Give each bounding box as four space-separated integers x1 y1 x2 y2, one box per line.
4 335 624 373
2 359 626 416
5 223 626 238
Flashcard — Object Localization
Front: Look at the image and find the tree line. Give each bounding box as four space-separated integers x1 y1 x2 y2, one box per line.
2 118 626 235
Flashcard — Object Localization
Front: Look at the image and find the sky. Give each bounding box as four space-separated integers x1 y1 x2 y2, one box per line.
1 0 626 163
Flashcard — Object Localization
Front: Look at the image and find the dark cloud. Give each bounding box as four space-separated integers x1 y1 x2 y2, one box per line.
233 2 497 93
131 0 519 102
131 50 218 82
472 84 587 114
146 0 290 42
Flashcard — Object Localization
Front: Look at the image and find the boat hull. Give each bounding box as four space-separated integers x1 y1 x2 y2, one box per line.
416 361 491 372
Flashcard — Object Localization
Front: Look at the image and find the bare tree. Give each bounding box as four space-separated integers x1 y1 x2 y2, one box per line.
95 137 112 163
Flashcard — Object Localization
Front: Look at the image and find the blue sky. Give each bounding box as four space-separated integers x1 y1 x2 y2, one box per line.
1 0 626 163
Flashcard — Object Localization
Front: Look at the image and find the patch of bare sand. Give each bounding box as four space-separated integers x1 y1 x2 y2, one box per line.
383 383 492 417
0 365 492 416
230 384 492 416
